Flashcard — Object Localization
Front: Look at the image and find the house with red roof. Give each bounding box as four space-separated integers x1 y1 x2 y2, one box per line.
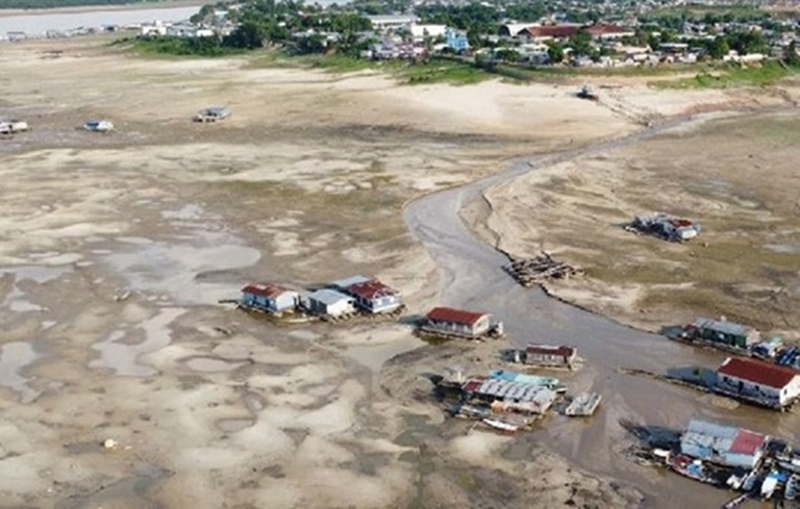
524 344 577 369
332 275 402 314
425 307 492 338
680 419 767 468
715 357 800 408
240 284 299 313
517 24 581 42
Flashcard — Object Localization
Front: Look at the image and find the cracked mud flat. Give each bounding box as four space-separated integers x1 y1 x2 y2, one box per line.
0 36 784 509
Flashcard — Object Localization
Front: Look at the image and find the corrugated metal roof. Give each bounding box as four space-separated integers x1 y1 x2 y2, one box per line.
346 280 398 300
462 377 556 405
682 419 766 462
488 370 559 388
730 429 767 455
692 318 751 337
427 307 488 326
309 289 353 306
331 275 371 290
717 357 797 389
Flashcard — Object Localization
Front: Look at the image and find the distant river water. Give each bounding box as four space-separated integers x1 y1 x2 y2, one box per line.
0 5 201 35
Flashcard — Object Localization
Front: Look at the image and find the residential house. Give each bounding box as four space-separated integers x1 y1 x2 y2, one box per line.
426 307 491 337
240 284 299 313
167 23 214 38
524 344 577 369
307 289 355 317
140 21 167 37
445 28 469 52
341 279 402 314
683 318 760 350
680 419 767 469
461 377 557 414
716 357 800 408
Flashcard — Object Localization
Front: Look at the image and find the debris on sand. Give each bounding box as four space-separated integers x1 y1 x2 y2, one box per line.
503 252 583 287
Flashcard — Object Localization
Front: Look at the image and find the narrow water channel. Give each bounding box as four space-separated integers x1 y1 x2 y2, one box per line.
403 114 799 508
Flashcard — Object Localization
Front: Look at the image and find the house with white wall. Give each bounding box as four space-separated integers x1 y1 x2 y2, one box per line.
715 357 800 408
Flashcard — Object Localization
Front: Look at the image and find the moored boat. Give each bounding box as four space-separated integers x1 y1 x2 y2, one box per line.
760 470 786 500
482 418 519 433
666 454 718 485
786 474 798 501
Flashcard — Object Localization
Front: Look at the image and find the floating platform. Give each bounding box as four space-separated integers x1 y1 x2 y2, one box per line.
564 393 602 417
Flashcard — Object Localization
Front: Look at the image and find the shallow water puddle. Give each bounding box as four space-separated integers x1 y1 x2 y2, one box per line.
0 342 40 403
105 231 260 305
1 265 70 313
90 307 186 377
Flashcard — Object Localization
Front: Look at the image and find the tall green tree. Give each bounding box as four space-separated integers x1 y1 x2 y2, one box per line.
785 41 800 67
547 42 564 63
707 36 730 59
223 21 265 49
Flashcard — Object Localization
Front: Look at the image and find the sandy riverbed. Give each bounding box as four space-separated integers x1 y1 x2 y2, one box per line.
0 36 785 508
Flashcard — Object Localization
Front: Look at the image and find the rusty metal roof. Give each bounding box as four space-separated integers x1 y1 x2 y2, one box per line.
526 344 576 358
241 284 293 299
346 279 398 301
427 307 488 326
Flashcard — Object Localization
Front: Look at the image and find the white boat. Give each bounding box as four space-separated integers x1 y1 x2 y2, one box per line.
726 474 743 490
760 473 778 499
741 470 759 492
83 120 114 132
786 475 798 501
481 418 518 433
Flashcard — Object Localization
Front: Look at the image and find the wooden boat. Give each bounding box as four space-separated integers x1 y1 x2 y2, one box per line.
778 457 800 474
722 493 748 509
481 418 519 433
666 454 718 485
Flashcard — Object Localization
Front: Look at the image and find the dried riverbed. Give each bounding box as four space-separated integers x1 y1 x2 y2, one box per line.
2 36 796 509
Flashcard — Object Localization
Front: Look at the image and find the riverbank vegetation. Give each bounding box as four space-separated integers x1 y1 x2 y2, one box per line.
653 60 799 89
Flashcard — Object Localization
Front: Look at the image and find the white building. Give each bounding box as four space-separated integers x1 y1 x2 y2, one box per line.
140 21 167 37
307 289 355 317
716 357 800 408
367 15 419 31
409 24 447 41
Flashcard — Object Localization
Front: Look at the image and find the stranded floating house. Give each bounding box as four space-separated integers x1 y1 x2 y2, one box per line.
715 357 800 409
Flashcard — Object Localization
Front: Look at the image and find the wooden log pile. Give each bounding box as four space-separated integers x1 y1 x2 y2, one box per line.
503 252 583 287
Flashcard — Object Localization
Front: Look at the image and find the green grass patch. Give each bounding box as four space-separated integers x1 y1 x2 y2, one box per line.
114 36 244 58
401 61 491 85
652 61 794 89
